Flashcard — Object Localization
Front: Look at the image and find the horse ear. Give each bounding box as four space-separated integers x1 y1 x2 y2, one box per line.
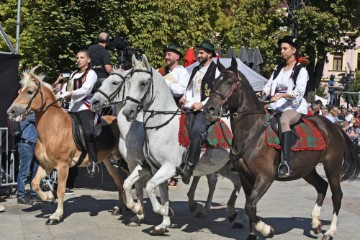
141 54 151 71
131 54 138 67
231 57 238 72
217 59 225 72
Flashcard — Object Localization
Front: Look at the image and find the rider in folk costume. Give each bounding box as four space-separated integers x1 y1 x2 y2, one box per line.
159 43 190 105
258 35 309 177
179 40 220 184
59 50 99 176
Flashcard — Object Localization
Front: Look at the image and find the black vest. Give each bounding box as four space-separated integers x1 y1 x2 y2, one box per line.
187 61 217 101
272 62 305 86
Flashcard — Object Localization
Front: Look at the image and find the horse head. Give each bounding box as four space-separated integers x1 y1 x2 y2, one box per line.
204 57 261 121
122 54 153 122
91 68 132 112
7 67 54 121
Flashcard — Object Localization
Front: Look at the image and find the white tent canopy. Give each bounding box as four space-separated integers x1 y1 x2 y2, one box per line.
185 58 268 91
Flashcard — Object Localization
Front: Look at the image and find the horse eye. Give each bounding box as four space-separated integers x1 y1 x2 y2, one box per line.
27 90 34 94
141 81 148 86
112 81 120 85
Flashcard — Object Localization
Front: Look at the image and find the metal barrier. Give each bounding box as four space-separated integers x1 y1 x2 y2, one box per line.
0 127 17 187
0 127 57 189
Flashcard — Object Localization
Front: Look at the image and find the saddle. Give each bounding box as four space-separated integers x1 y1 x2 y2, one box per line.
178 113 232 149
266 112 326 151
69 113 116 167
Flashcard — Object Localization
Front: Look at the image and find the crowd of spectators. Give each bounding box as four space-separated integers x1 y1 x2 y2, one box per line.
306 100 360 145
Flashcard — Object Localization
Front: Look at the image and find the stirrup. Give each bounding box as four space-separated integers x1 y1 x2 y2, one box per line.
87 162 99 177
277 162 290 178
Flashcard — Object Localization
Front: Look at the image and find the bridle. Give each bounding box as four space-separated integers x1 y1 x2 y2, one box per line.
124 68 154 112
24 81 62 116
95 72 128 106
210 70 268 118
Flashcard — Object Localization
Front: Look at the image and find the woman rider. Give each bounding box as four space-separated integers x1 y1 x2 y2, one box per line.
257 35 309 178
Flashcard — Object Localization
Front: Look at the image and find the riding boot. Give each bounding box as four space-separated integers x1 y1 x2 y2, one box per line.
87 141 99 177
181 142 201 185
278 131 292 178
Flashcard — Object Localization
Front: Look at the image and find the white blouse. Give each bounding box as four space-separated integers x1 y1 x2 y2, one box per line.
263 65 309 114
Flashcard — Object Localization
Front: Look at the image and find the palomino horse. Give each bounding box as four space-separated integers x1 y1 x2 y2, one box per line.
203 58 360 240
121 55 242 233
7 69 125 225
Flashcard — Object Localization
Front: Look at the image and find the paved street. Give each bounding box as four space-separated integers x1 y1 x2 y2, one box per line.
0 165 359 240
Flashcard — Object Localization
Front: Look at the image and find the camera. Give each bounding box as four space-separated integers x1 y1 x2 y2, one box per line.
338 72 355 85
112 36 145 70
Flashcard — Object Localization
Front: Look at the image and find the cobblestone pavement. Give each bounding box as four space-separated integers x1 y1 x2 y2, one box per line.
0 166 359 240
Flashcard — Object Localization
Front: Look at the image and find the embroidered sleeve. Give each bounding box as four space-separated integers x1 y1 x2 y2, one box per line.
286 68 309 104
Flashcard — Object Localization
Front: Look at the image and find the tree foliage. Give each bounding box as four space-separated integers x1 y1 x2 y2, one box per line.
0 0 359 82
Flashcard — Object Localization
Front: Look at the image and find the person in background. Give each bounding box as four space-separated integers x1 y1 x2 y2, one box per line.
325 106 339 123
17 113 39 205
88 32 113 82
328 74 336 106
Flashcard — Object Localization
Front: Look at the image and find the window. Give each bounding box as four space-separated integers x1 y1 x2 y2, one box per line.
333 54 343 71
357 52 360 71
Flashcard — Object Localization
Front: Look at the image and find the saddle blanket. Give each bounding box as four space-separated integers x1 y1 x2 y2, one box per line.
266 118 326 151
178 114 232 149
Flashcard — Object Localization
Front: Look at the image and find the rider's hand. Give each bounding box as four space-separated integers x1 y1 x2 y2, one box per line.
192 102 203 111
256 91 265 98
179 98 187 106
60 91 72 101
270 94 283 102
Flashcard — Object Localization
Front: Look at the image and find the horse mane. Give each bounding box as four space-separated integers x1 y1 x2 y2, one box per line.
237 70 261 105
20 66 52 91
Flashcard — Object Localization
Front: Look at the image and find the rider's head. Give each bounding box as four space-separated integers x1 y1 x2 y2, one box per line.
197 40 216 67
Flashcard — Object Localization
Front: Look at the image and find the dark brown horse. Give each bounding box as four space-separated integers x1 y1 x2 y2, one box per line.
203 58 360 240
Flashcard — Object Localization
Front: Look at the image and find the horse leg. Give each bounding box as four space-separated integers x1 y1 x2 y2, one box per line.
245 177 274 240
196 173 218 218
46 162 69 225
31 165 54 201
151 181 172 235
303 169 328 235
217 164 242 223
123 164 147 215
145 163 176 218
322 169 343 240
102 158 126 215
187 176 201 213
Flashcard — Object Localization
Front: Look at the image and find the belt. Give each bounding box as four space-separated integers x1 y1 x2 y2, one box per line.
19 139 36 146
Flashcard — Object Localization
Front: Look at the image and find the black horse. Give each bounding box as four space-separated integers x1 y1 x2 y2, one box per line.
203 58 360 240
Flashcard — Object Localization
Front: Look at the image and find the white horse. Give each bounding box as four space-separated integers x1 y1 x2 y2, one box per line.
91 69 165 228
121 55 242 233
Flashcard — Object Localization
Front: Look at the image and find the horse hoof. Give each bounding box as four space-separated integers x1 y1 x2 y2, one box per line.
267 227 275 238
312 222 323 234
322 235 333 240
45 218 60 225
228 212 237 223
150 227 167 235
246 234 258 240
189 202 197 213
111 207 121 216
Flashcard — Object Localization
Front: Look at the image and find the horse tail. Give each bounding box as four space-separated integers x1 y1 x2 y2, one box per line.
339 126 360 181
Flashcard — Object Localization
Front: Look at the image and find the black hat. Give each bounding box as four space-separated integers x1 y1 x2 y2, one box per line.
197 40 217 57
277 35 301 48
163 43 183 58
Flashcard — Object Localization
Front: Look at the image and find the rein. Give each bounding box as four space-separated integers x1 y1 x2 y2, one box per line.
211 72 271 118
95 72 127 106
125 68 154 112
24 82 62 117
